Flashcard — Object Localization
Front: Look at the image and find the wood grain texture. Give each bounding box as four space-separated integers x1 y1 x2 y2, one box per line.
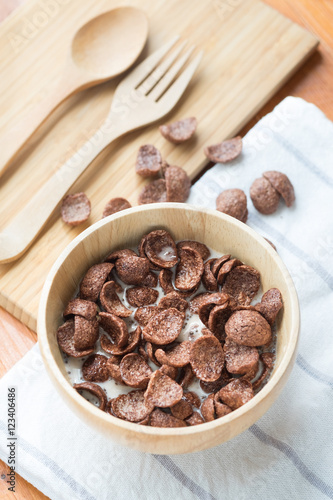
1 0 333 497
0 0 317 331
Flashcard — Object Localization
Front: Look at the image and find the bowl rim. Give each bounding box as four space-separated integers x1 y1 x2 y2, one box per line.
38 203 300 437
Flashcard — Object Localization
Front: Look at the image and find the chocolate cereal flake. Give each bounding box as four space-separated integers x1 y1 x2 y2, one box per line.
115 255 150 285
175 246 204 291
134 306 157 326
255 288 283 325
64 299 97 320
138 179 167 204
185 411 204 426
135 144 162 177
142 308 185 345
190 336 224 382
207 302 231 342
158 292 188 313
213 393 233 418
159 117 197 144
204 136 242 163
216 258 243 286
179 364 195 389
144 230 178 269
189 293 212 314
100 326 141 356
198 292 230 327
201 394 215 422
164 165 191 203
82 354 110 383
202 260 218 291
57 320 94 358
217 379 254 410
155 341 192 368
112 390 154 422
200 369 230 394
216 189 248 223
99 312 129 348
80 263 114 302
74 316 99 351
263 171 295 207
102 198 131 218
100 281 132 317
106 358 123 384
159 269 175 294
74 382 107 411
222 265 260 305
183 391 201 408
170 399 193 420
250 177 280 215
105 249 136 263
150 408 186 428
224 338 259 375
177 240 211 261
126 286 159 308
225 310 272 346
160 364 178 380
61 192 91 226
120 353 152 389
252 352 275 391
144 370 183 408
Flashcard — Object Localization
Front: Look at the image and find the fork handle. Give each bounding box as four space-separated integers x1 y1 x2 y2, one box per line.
0 119 126 263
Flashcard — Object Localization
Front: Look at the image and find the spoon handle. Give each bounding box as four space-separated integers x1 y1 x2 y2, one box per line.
0 119 126 263
0 75 77 178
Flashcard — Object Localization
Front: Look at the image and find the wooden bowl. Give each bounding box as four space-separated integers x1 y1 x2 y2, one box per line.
38 203 299 455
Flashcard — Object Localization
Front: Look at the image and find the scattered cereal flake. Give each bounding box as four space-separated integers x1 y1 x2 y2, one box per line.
263 171 295 207
204 136 242 163
102 197 131 218
250 177 280 215
159 117 197 144
216 189 248 223
138 179 167 204
135 144 162 177
61 192 91 226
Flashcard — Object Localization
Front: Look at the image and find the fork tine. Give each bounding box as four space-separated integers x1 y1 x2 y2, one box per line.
148 46 195 101
137 40 187 95
129 35 180 88
156 51 203 110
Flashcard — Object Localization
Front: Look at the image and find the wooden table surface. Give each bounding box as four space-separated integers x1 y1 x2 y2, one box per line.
0 0 332 498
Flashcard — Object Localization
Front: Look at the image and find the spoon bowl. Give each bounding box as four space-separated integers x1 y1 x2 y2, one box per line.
71 7 149 80
0 7 148 177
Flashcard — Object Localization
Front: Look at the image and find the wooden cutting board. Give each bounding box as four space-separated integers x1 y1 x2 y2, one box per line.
0 0 317 331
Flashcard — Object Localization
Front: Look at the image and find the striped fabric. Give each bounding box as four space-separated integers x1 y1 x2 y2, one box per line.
0 97 332 500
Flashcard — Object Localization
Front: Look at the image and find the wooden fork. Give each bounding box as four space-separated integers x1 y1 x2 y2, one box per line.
0 37 202 263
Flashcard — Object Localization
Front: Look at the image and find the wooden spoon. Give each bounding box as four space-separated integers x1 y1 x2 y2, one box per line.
0 6 148 177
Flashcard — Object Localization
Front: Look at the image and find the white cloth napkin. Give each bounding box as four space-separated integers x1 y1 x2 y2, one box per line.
1 96 333 500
